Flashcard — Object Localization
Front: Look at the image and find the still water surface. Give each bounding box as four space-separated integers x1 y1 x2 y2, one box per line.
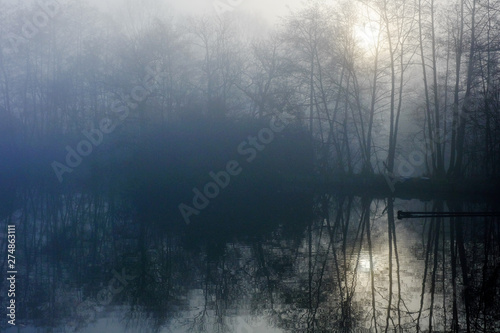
1 192 499 332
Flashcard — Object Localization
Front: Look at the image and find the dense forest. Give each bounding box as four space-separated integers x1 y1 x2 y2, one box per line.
1 0 500 192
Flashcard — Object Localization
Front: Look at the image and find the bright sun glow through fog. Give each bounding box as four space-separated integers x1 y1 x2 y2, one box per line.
354 4 381 52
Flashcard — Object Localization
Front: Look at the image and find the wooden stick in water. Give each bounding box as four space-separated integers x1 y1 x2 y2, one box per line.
397 211 500 220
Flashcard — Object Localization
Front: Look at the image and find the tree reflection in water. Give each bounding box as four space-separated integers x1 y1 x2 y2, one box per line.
1 190 499 332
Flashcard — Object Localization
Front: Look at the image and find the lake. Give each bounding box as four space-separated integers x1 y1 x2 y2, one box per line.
1 191 499 332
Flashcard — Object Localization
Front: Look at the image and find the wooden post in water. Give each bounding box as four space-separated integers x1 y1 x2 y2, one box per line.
397 211 500 220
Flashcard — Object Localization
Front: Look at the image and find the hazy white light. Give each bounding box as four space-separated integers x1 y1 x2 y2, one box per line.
360 258 372 270
354 4 380 51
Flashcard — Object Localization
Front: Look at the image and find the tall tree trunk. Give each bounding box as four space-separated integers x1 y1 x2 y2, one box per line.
448 0 465 177
418 0 436 174
430 0 445 176
365 27 382 175
451 0 476 179
384 0 397 174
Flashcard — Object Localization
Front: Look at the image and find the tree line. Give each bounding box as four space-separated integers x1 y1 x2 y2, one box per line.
1 0 499 184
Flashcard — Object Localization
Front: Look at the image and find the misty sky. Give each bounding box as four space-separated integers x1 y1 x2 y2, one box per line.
86 0 303 22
